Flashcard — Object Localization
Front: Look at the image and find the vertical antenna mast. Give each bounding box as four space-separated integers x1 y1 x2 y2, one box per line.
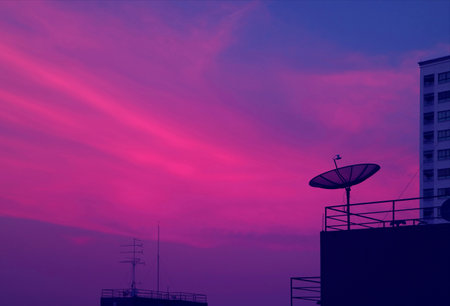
157 222 160 292
120 238 145 296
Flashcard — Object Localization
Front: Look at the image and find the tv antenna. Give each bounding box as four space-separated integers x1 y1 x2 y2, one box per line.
309 155 380 230
120 238 145 296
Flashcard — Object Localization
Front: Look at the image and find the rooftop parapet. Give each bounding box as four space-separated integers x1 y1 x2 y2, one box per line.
101 289 207 304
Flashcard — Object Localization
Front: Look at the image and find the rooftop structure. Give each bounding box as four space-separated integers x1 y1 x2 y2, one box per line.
101 289 207 306
291 195 450 306
101 238 208 306
290 55 450 305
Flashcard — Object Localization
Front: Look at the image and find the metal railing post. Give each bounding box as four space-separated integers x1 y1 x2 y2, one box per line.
346 187 351 230
290 278 293 306
392 201 396 226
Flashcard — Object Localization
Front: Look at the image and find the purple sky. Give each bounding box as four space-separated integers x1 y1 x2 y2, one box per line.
0 1 449 306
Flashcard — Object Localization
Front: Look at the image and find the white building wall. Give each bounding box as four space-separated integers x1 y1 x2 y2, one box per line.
419 55 450 221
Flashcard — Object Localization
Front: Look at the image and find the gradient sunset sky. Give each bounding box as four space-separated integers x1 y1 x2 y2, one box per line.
1 1 449 306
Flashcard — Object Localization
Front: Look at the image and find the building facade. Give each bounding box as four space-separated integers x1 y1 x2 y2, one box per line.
419 55 450 220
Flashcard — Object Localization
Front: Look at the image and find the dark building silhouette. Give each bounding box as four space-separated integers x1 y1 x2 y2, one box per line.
291 196 450 306
321 221 450 306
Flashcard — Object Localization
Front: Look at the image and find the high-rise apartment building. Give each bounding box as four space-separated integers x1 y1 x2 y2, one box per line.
419 55 450 220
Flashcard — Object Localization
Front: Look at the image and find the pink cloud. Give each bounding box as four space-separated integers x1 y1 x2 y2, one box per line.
65 234 93 246
281 68 417 133
0 1 428 251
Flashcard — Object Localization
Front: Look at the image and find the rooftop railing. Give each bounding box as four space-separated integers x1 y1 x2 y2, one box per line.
324 195 449 231
290 277 320 305
101 289 207 303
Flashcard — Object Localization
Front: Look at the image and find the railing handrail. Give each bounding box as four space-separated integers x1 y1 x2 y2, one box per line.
324 195 449 231
101 289 207 303
325 195 441 209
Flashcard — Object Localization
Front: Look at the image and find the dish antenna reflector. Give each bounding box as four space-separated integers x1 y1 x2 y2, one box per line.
309 155 380 230
440 199 450 222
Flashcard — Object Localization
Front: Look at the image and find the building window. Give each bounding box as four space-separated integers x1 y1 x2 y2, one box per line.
424 93 434 106
438 71 450 84
438 129 450 142
438 110 450 122
424 131 434 144
438 90 450 104
424 74 434 87
424 150 433 163
438 149 450 160
438 168 450 180
424 112 434 125
438 187 450 197
423 188 434 199
424 169 434 182
423 207 434 219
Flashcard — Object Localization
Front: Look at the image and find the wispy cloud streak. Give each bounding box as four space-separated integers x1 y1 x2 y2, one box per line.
0 1 432 248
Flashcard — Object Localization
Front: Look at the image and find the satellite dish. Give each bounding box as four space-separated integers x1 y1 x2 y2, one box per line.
309 163 380 190
440 199 450 222
309 155 380 230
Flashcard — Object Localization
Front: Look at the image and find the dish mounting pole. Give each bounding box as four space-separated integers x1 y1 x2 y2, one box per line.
345 186 351 230
333 155 351 230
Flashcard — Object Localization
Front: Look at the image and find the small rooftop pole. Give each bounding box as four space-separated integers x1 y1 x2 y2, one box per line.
332 155 351 230
157 222 160 292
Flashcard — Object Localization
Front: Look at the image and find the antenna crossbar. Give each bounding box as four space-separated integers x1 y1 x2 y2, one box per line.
120 238 145 295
